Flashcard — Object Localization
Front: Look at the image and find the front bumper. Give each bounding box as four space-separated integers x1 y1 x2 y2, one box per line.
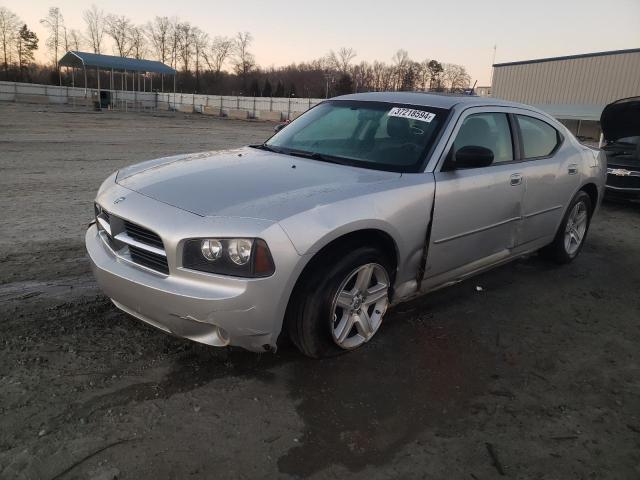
85 181 304 352
87 224 283 351
606 168 640 198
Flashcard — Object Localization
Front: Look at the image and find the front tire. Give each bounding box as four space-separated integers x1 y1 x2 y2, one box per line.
286 246 392 358
541 191 592 264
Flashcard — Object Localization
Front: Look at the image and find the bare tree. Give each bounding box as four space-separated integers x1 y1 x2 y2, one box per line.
232 31 255 77
168 18 180 70
40 7 64 68
175 22 194 72
442 63 471 90
0 7 21 75
191 26 208 87
391 49 410 90
68 29 82 51
205 36 233 74
129 25 146 59
106 14 133 57
328 47 356 73
83 5 105 54
146 16 171 63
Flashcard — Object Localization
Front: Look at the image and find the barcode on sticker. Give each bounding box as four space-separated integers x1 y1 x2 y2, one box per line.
388 107 436 123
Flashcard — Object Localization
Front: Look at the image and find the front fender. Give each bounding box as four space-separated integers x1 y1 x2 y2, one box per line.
278 174 435 288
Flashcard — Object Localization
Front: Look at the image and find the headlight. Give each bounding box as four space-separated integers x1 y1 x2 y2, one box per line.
227 239 252 265
182 238 275 278
201 239 223 261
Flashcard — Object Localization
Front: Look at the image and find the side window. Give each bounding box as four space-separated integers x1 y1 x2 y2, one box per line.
453 113 513 163
516 115 560 159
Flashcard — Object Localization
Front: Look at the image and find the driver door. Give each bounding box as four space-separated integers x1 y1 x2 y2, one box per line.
422 110 525 289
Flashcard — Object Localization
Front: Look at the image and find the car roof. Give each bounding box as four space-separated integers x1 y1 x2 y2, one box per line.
332 91 526 110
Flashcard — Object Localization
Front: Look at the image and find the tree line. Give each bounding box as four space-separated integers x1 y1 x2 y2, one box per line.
0 5 473 98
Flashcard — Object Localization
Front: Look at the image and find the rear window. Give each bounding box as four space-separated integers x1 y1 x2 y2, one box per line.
516 115 560 159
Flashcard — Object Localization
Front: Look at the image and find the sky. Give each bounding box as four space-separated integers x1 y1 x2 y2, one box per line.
6 0 640 85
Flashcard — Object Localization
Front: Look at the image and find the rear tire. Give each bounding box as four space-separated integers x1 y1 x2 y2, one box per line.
541 191 592 264
286 246 392 358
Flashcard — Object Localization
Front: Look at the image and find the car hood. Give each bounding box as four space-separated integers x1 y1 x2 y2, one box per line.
116 147 401 221
600 97 640 141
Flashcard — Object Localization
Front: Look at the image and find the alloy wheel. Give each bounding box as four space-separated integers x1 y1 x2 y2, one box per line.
564 201 588 256
330 263 390 349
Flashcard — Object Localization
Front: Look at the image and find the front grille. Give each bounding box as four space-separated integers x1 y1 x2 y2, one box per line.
607 174 640 189
95 204 169 275
129 245 170 274
123 220 164 249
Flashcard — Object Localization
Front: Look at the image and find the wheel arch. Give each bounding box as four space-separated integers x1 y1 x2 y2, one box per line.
280 227 401 344
294 227 400 290
579 182 599 214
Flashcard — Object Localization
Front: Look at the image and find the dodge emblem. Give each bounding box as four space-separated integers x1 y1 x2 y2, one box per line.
610 169 631 176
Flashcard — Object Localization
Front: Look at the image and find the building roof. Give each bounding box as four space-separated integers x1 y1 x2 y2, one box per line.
334 91 524 110
59 51 176 74
493 48 640 68
532 104 605 122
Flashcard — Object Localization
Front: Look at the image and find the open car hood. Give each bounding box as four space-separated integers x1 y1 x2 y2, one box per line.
600 97 640 142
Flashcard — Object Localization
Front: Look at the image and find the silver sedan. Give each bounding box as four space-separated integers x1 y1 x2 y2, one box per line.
86 92 606 357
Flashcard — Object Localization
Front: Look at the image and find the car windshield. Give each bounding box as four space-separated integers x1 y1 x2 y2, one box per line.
263 100 448 172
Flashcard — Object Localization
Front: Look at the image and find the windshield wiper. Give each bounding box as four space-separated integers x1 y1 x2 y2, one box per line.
252 144 354 166
285 149 353 166
250 143 282 153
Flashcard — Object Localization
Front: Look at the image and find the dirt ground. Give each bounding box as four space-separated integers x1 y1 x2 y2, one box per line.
1 102 639 480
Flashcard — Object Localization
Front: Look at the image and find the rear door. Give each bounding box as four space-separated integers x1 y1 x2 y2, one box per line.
423 108 525 287
514 113 580 247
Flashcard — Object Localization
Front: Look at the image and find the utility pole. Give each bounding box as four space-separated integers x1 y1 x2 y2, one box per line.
324 73 333 99
489 45 497 87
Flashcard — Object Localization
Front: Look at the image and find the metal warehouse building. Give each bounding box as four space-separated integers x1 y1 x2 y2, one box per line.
491 48 640 140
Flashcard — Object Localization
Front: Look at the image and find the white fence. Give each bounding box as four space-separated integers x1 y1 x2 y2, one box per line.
0 81 324 121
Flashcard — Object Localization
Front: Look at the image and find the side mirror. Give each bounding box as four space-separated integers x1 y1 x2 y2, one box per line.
453 145 494 169
274 123 287 133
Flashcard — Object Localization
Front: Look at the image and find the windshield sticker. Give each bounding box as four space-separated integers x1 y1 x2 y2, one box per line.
388 107 436 123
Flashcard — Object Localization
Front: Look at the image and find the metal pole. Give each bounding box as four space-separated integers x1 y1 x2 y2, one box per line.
71 67 75 107
173 73 176 112
110 68 114 109
83 63 87 97
96 66 101 110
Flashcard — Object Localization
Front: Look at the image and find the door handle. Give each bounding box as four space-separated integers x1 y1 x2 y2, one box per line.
568 164 578 175
510 173 523 186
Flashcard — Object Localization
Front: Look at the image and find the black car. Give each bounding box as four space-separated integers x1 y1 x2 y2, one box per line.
601 97 640 199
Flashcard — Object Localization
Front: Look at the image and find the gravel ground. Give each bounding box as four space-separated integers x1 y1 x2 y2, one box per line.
1 102 639 480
